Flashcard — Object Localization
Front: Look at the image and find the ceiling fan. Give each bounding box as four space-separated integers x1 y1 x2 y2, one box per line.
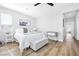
34 3 54 6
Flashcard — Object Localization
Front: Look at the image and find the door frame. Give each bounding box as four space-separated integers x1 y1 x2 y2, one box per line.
63 17 76 40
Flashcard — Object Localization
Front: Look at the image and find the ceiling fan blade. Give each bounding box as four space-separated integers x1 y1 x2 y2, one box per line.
47 3 54 6
34 3 41 6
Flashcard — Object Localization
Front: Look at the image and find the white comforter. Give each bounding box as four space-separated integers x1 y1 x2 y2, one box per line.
14 32 47 50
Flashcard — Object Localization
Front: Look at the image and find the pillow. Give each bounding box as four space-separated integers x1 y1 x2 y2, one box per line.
16 29 23 33
23 28 28 33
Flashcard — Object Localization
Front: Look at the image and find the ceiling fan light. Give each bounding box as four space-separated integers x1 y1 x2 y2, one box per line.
47 3 54 6
34 3 41 6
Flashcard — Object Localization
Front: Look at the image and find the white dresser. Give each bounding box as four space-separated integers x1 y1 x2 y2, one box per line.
47 31 58 41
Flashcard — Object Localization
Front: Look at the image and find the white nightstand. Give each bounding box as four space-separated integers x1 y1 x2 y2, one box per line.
4 32 13 43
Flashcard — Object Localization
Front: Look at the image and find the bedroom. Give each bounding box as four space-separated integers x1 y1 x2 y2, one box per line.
0 3 79 56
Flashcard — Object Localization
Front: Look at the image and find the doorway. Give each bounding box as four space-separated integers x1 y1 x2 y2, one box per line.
63 10 77 41
64 21 75 40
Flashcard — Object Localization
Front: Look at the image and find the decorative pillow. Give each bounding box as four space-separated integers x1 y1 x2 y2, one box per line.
23 28 28 33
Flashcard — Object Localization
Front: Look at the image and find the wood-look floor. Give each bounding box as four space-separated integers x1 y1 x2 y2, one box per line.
0 38 79 56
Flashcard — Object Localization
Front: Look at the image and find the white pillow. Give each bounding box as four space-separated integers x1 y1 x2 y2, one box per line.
15 29 23 34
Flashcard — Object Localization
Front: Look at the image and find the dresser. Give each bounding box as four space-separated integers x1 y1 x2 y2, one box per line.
47 31 58 41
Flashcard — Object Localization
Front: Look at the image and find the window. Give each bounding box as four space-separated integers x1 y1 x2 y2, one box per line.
1 13 12 25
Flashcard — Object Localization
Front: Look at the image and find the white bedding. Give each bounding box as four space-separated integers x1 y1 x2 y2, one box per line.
14 31 48 51
14 32 30 50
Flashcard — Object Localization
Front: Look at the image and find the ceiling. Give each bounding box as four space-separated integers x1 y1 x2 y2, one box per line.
1 3 79 18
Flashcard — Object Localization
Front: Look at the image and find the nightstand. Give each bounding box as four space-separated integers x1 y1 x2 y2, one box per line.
4 32 13 43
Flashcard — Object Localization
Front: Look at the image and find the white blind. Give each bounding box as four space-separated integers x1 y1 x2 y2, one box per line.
1 13 12 25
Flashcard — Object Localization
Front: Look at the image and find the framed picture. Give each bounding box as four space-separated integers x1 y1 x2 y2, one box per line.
19 22 27 26
19 19 30 26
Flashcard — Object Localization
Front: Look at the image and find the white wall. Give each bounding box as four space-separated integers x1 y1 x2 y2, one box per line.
0 6 36 33
76 11 79 40
36 3 79 41
36 12 63 41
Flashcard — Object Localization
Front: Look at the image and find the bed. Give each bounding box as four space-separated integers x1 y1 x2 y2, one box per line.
14 29 48 52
